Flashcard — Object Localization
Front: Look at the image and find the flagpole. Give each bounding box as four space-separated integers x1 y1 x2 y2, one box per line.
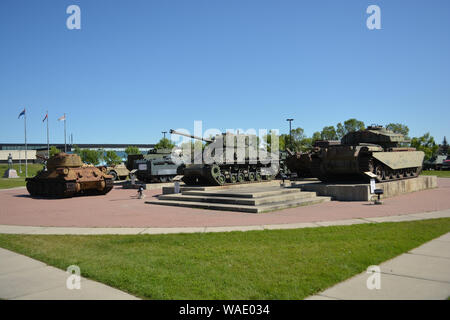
64 113 67 152
47 110 49 158
24 109 28 177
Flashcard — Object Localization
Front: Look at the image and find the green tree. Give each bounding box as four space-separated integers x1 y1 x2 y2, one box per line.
336 118 365 139
104 150 122 166
441 137 449 155
263 131 286 152
410 133 439 160
386 123 410 138
320 126 338 140
73 145 81 156
154 138 175 150
125 146 140 156
49 146 61 157
79 149 102 165
311 131 322 143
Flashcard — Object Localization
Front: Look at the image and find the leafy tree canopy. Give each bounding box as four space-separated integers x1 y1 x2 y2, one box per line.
104 150 122 166
410 133 439 160
441 136 449 155
386 123 410 138
336 119 365 139
125 146 141 156
154 138 175 150
320 126 339 140
49 146 61 157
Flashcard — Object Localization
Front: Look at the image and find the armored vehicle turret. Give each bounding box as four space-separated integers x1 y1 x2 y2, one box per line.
26 153 114 197
170 129 278 186
310 126 424 182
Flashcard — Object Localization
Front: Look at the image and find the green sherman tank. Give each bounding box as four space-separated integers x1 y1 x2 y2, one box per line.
26 153 114 197
310 126 425 182
170 129 279 186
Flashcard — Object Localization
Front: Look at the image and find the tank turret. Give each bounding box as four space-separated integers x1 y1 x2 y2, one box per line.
341 125 406 148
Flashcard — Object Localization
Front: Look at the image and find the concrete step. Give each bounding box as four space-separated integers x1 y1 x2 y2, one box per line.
158 191 318 206
162 180 286 194
181 188 301 199
147 196 331 213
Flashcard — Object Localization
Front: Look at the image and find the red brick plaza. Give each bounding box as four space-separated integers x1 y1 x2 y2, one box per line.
1 179 449 228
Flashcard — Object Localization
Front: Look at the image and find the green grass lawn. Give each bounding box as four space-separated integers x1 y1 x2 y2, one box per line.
421 170 450 178
0 163 44 189
0 218 448 299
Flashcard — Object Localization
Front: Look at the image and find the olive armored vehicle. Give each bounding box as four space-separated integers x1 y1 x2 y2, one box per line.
126 148 172 171
102 163 129 181
126 148 183 183
134 155 180 183
170 129 279 185
310 126 425 182
423 155 447 170
26 153 114 197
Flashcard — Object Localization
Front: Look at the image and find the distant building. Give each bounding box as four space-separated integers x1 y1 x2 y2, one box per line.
0 143 155 163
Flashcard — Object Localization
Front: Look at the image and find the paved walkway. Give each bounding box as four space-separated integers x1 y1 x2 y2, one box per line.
0 209 449 235
307 232 450 300
0 209 450 235
1 178 449 228
0 247 138 300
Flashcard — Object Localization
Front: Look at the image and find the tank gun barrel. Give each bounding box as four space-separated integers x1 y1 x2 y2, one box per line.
169 129 213 143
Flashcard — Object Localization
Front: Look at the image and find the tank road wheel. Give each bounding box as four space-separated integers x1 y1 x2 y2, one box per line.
159 176 168 183
255 172 262 182
217 174 226 185
108 171 118 181
100 178 114 195
374 165 386 181
386 169 394 181
229 174 237 184
237 173 245 183
248 172 255 182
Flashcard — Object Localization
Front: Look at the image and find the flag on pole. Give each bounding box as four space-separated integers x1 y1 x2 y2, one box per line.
58 114 66 121
42 113 48 122
18 108 25 118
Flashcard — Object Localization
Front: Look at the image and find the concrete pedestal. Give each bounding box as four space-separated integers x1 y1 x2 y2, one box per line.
292 176 437 201
3 169 19 178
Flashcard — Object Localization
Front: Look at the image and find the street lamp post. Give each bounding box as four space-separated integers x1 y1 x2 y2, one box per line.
286 118 294 150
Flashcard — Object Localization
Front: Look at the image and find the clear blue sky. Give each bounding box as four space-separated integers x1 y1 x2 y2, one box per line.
1 0 449 145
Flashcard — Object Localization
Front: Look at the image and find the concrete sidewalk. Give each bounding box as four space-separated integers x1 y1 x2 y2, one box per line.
0 248 139 300
0 209 449 235
307 232 450 300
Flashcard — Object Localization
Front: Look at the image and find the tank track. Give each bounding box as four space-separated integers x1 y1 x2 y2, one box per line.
358 156 422 182
26 178 113 198
182 164 276 186
310 156 422 183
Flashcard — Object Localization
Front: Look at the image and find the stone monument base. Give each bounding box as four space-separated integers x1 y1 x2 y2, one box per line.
291 176 437 201
3 169 19 178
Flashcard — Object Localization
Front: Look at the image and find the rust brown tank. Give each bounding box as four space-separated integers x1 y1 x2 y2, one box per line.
26 153 114 197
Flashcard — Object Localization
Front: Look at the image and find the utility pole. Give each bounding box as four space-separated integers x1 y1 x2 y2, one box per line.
64 113 67 152
25 110 28 177
286 118 294 150
162 131 167 139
